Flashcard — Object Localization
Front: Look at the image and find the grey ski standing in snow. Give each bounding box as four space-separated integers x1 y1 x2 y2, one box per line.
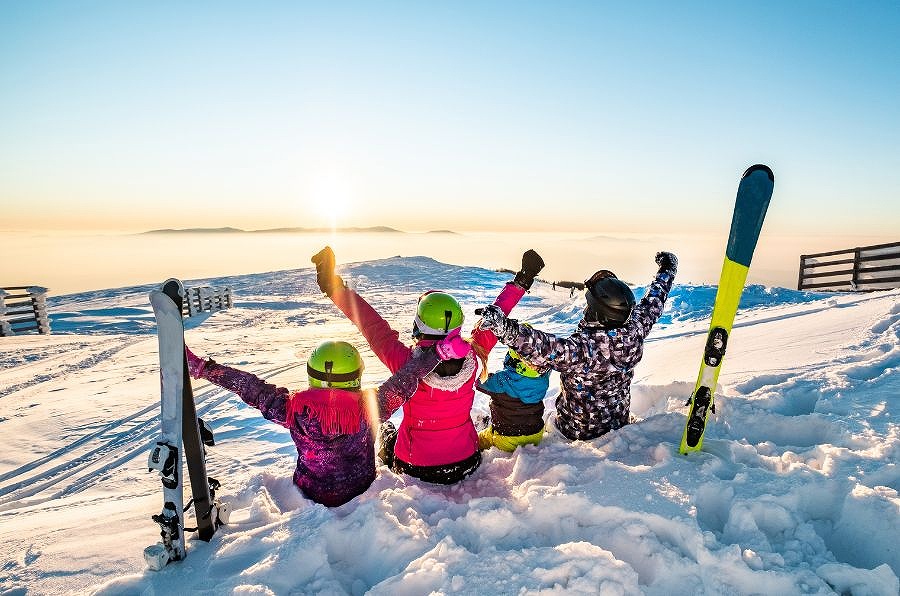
476 252 677 441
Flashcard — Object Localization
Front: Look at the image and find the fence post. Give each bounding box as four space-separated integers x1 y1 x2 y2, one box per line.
851 247 861 291
28 287 51 334
181 285 234 318
187 287 198 317
797 256 805 290
0 289 10 337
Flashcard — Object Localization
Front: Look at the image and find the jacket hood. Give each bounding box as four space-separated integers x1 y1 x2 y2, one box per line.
478 368 550 405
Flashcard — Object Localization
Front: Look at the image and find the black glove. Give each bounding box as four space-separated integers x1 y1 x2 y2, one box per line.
513 249 545 291
655 251 678 274
311 246 345 296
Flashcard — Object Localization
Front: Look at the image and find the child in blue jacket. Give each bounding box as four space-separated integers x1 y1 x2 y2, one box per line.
476 333 552 452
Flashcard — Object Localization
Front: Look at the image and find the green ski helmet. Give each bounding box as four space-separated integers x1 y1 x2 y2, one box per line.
307 340 364 390
504 348 542 378
412 291 464 339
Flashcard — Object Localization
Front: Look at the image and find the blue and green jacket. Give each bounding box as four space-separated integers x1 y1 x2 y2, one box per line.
476 365 550 437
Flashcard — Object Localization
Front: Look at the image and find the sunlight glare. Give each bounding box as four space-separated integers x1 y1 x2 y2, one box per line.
310 175 354 231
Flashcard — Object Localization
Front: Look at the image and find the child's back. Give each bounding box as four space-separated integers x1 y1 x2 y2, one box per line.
477 348 551 452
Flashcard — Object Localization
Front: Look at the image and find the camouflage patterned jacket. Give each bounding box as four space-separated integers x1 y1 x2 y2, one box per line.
490 268 675 440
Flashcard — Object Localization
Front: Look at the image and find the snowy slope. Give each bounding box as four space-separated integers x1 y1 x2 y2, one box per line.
0 257 897 595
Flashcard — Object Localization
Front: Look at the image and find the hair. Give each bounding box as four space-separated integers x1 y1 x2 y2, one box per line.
469 339 490 381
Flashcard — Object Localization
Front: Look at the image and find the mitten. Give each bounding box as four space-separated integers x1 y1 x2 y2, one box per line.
311 246 345 296
655 251 678 274
513 249 545 291
476 304 507 333
435 328 472 360
185 345 211 379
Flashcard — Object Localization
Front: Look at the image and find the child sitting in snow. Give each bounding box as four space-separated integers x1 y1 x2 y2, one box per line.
184 335 464 506
476 252 678 442
185 341 376 507
476 330 552 452
312 246 545 484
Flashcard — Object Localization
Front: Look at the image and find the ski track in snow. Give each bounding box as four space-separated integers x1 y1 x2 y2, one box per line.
0 337 143 400
0 257 898 596
0 363 299 512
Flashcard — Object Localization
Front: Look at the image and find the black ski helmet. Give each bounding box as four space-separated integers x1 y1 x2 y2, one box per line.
583 270 636 328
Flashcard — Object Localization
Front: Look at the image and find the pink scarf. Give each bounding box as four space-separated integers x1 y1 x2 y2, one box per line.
285 387 376 435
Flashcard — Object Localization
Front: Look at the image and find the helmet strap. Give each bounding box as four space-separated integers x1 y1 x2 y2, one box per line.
307 363 361 384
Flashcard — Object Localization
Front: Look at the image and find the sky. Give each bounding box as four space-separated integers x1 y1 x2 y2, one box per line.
1 1 899 236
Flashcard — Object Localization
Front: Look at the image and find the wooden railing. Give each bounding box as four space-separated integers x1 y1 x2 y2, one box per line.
0 287 51 336
798 241 900 292
183 286 233 317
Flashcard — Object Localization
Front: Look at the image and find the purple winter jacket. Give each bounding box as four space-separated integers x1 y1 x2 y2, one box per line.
191 357 376 507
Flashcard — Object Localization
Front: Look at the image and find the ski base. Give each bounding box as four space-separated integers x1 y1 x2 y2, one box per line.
145 278 226 569
679 164 774 455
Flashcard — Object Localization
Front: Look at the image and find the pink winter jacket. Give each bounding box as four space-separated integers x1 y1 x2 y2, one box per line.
329 282 525 467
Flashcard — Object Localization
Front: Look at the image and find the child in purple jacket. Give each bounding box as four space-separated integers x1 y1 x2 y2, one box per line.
186 340 376 507
185 334 469 506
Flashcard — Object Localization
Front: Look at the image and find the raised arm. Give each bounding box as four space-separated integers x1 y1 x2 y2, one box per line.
376 329 471 419
312 247 411 372
477 308 589 373
626 252 677 339
186 346 291 427
471 249 544 352
471 282 525 352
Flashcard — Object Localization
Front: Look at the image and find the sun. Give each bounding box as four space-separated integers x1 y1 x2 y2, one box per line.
310 175 354 231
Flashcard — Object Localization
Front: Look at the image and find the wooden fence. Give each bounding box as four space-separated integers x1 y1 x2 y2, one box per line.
798 241 900 292
0 287 51 336
183 286 233 317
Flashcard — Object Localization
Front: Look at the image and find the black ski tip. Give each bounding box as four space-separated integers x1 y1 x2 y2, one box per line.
742 164 774 182
161 278 185 301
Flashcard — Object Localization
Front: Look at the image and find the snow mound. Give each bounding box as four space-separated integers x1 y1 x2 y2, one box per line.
1 257 897 595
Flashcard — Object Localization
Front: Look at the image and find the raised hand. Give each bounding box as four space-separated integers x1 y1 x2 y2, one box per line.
475 304 507 333
311 246 335 271
185 345 210 379
513 249 546 290
311 246 344 296
655 251 678 274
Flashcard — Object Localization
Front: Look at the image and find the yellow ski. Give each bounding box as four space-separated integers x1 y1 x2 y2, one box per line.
680 165 774 454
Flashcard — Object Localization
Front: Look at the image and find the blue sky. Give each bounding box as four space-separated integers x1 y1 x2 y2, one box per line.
1 1 898 235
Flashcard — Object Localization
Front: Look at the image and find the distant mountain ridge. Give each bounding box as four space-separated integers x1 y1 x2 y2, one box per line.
141 226 458 235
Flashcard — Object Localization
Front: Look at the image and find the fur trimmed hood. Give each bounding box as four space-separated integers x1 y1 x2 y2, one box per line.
422 351 477 391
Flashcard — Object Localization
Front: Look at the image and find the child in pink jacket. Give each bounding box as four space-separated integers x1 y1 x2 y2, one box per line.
312 247 544 484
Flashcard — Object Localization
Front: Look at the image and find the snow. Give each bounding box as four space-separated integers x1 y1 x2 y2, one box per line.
1 256 898 595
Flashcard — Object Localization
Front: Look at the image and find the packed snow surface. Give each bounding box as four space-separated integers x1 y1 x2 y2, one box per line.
1 257 898 595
